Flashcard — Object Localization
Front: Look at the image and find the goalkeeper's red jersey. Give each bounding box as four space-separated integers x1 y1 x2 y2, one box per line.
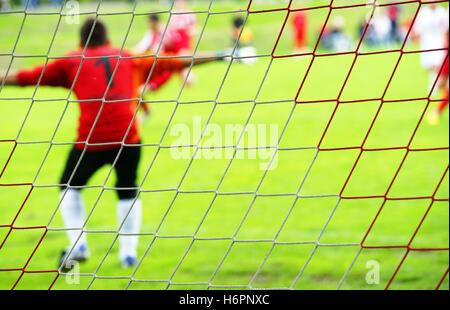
17 45 184 151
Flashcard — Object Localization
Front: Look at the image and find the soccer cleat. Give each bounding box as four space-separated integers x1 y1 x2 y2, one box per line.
121 256 138 269
58 244 90 273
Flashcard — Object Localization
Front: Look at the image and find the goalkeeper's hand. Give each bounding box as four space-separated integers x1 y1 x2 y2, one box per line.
0 71 19 86
181 49 257 68
216 47 258 65
235 46 258 65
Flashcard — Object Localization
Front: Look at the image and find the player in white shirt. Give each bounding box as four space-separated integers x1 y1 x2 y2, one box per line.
413 4 449 92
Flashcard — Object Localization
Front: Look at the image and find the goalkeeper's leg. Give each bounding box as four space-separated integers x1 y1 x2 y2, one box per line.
58 147 107 271
114 144 142 268
59 189 89 257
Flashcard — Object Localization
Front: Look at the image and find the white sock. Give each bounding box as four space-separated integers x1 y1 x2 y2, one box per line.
59 189 87 251
117 198 142 260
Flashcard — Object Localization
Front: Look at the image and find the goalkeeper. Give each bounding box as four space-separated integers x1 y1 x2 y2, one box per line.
0 18 224 271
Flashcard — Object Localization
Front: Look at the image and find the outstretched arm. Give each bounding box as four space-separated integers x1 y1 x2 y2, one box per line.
1 59 70 89
183 52 226 67
0 71 19 86
136 51 228 89
151 52 226 70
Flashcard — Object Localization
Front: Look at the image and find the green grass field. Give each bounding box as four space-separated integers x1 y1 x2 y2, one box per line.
0 0 449 290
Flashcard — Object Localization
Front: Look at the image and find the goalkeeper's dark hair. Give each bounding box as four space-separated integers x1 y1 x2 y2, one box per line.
80 18 108 48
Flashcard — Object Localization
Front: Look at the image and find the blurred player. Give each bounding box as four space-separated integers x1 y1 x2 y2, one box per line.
361 11 392 47
399 18 415 43
0 18 225 271
292 12 308 53
372 9 392 46
171 0 199 53
427 40 449 125
388 3 402 44
233 15 254 48
413 4 449 93
170 0 199 87
0 0 11 11
231 15 257 65
21 0 38 9
322 16 352 52
135 14 184 54
134 14 186 91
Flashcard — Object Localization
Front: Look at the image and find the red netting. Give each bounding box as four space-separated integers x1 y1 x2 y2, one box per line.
0 0 448 290
265 0 449 290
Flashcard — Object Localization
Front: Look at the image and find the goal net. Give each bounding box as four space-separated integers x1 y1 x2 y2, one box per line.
0 0 448 290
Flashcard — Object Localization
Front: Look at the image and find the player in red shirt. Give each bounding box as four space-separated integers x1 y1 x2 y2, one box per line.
427 55 449 125
135 14 192 92
0 18 224 271
135 14 187 55
292 12 308 53
427 34 449 125
171 0 199 53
